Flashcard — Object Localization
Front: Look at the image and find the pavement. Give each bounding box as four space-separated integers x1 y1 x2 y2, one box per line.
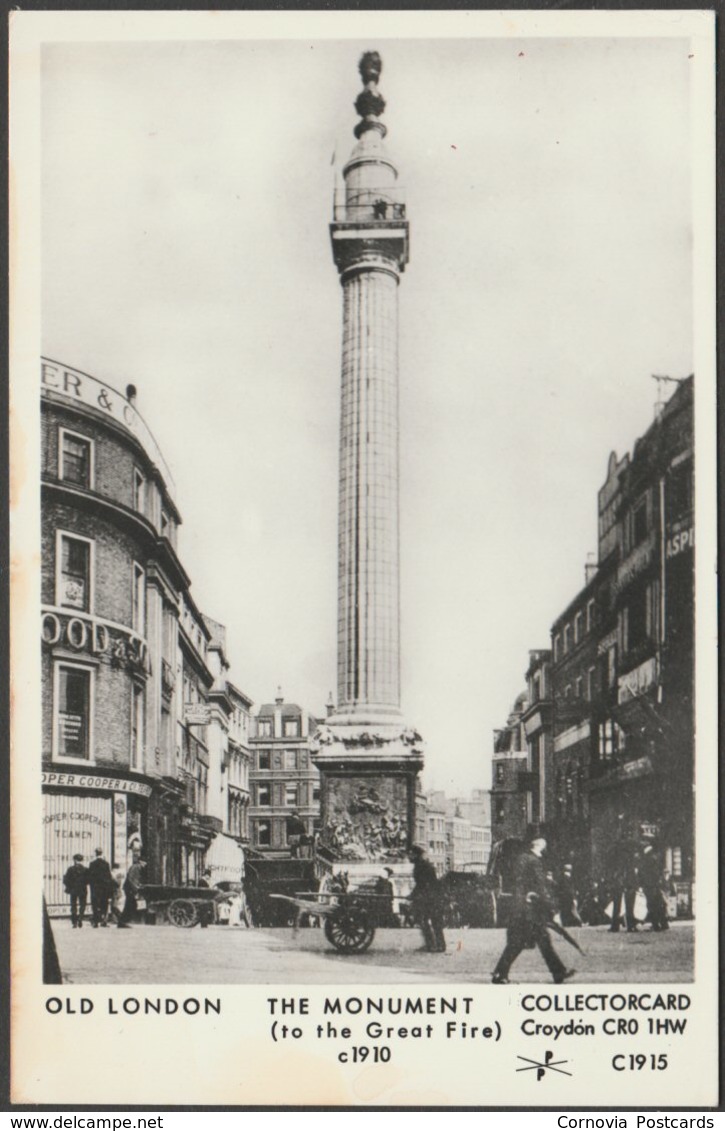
51 919 694 985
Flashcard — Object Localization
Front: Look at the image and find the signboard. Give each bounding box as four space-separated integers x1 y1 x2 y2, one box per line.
41 608 150 674
617 656 657 703
41 359 176 495
42 771 153 797
43 791 112 912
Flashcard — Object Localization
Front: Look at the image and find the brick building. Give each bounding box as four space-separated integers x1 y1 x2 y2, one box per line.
490 692 529 843
41 358 252 911
248 693 320 853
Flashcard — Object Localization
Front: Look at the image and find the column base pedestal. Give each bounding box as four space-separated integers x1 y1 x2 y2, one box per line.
311 720 424 868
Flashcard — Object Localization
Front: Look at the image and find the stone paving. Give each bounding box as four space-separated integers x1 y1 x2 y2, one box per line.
52 919 694 985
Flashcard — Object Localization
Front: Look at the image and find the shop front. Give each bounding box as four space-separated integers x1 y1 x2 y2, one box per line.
42 769 153 916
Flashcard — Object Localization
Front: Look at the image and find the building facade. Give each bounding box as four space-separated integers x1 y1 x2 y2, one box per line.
489 379 694 910
249 694 320 854
491 692 530 843
41 358 252 911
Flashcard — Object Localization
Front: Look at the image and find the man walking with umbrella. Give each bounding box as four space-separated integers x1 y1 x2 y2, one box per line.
492 836 576 984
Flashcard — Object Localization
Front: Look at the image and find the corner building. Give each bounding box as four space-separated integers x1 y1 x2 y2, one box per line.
40 358 252 911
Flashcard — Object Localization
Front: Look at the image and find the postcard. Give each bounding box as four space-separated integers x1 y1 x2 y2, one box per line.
9 9 718 1108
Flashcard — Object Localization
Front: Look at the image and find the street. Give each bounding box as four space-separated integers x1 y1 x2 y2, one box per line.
52 919 694 985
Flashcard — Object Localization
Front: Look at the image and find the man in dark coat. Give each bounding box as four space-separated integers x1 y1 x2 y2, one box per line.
374 867 398 928
87 847 114 928
63 854 89 928
639 844 669 931
408 845 446 952
492 837 574 984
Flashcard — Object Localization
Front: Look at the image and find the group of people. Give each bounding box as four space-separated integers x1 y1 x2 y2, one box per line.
63 849 146 929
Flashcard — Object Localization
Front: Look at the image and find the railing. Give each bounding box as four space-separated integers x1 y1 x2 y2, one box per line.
333 188 407 224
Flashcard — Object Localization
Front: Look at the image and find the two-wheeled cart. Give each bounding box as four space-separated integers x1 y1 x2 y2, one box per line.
270 890 396 954
141 884 227 928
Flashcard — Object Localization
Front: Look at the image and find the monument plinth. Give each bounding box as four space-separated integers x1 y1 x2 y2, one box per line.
312 53 423 871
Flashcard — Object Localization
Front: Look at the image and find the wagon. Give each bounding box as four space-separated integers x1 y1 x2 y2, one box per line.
140 884 227 928
270 889 398 954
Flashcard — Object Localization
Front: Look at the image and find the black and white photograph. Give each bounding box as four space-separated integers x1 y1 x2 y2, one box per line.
10 9 717 1108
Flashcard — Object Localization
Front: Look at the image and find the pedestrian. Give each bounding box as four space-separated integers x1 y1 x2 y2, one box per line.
608 843 639 933
109 862 125 925
374 867 398 928
87 847 114 927
63 853 89 928
557 864 582 927
492 836 575 985
639 844 669 931
118 857 146 928
408 845 446 952
197 869 216 927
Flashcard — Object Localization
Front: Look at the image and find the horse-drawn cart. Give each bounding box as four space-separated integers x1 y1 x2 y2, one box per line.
141 884 227 928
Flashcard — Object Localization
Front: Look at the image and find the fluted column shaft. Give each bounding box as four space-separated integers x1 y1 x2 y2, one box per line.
337 263 401 717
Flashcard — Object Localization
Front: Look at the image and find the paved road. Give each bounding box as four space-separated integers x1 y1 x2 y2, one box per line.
52 919 694 985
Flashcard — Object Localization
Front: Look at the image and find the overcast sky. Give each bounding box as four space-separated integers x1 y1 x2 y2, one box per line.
41 29 695 794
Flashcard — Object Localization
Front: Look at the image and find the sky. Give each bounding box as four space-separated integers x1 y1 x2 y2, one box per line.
41 27 695 795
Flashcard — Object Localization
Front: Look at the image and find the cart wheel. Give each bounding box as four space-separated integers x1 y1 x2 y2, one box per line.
168 899 198 928
324 907 375 954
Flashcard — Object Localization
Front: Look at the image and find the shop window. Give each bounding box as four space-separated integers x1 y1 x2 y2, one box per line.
59 429 93 488
283 749 297 771
133 468 146 514
257 718 273 738
283 718 300 738
257 821 271 847
131 683 145 770
257 784 270 806
55 663 92 760
132 563 146 635
57 532 93 612
284 784 297 807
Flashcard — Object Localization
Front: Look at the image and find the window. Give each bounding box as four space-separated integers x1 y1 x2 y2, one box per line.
283 718 300 738
57 532 92 612
587 666 597 701
312 784 321 803
55 664 92 760
258 750 270 770
632 497 649 545
495 763 504 784
575 677 583 699
553 634 561 662
285 784 297 807
132 563 145 635
586 599 596 632
574 611 583 644
160 508 170 539
133 469 146 514
131 683 145 769
257 718 273 738
283 750 297 771
257 821 271 847
606 645 617 689
60 430 93 488
563 624 571 653
257 784 270 806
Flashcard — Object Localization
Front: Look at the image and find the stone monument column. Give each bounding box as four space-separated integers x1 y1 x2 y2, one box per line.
312 53 423 873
